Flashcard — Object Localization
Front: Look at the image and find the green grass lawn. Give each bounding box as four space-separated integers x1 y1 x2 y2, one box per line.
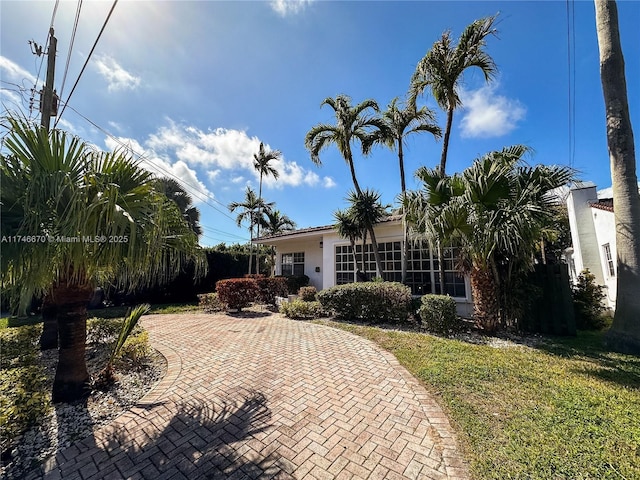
321 321 640 480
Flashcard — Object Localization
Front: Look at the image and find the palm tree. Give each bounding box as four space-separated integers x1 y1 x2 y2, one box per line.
0 116 204 402
345 189 390 279
260 209 296 275
155 177 203 237
364 97 441 282
410 15 498 175
253 143 281 275
305 94 387 276
333 209 364 281
595 0 640 354
228 187 273 275
405 145 574 331
306 94 386 196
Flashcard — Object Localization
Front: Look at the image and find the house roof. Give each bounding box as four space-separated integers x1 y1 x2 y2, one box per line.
589 198 614 213
255 214 403 243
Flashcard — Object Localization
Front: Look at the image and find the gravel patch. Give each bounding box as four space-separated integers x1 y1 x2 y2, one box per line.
1 343 166 479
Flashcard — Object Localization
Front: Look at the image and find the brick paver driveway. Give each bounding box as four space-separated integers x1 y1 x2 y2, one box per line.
39 313 469 480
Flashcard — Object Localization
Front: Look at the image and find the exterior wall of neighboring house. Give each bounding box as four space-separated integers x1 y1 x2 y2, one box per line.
565 182 617 309
260 217 474 317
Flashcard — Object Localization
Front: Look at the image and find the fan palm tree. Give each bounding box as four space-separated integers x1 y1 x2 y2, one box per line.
0 116 204 402
155 177 203 237
406 145 574 331
228 187 273 275
260 209 295 275
595 0 640 354
345 189 390 278
410 15 498 175
333 209 364 281
364 97 441 282
253 143 281 275
306 94 387 275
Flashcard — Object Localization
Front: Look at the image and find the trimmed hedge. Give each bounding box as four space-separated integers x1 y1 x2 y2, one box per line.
317 282 412 323
418 294 461 334
298 286 318 302
276 275 310 295
280 299 326 320
215 278 259 311
254 276 288 306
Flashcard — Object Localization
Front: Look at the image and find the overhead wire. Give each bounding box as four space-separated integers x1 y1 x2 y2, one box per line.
54 0 118 128
59 0 83 101
55 101 251 240
566 0 576 169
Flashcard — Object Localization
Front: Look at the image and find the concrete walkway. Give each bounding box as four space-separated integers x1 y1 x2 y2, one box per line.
37 313 469 480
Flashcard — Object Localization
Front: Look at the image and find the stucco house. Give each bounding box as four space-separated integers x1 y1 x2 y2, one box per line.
256 215 474 317
565 182 620 309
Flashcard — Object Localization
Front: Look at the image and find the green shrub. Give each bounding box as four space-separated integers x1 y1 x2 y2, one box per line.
255 276 288 305
0 325 50 453
298 286 318 302
317 282 412 323
198 292 226 313
277 274 309 295
572 269 608 330
418 294 461 335
216 278 259 311
280 299 326 319
116 330 151 365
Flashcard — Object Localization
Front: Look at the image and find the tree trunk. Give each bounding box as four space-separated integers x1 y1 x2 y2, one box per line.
39 295 58 350
595 0 640 354
51 279 94 403
439 107 454 175
368 225 385 279
437 242 447 295
256 176 263 275
247 224 254 275
399 141 409 284
470 265 500 333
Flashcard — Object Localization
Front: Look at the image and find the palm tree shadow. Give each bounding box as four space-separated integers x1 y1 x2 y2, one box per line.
57 390 294 479
532 332 640 390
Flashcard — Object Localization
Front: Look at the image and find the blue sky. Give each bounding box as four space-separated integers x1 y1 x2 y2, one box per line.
1 0 639 246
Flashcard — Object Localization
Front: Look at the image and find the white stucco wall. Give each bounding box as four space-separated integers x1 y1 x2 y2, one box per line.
591 207 617 309
274 238 324 291
567 185 604 284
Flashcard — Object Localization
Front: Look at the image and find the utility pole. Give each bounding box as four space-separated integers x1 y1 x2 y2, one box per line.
40 27 57 132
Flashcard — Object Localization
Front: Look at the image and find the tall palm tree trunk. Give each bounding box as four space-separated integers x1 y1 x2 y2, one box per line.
399 141 409 284
470 265 500 333
39 294 58 350
439 107 454 175
51 279 94 403
595 0 640 354
255 175 265 275
437 242 447 295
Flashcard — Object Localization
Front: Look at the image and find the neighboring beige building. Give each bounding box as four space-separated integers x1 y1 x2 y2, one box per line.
565 182 619 309
256 215 474 317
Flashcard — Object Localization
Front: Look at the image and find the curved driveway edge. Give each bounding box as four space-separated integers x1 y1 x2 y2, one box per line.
38 313 469 480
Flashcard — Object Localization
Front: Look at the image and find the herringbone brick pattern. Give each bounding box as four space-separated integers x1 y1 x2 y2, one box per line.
34 313 469 479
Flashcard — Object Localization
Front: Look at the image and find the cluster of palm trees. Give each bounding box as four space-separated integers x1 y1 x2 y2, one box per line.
304 14 579 330
228 143 295 275
1 116 205 402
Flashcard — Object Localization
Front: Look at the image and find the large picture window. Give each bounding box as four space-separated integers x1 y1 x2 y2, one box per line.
335 241 466 297
281 252 304 276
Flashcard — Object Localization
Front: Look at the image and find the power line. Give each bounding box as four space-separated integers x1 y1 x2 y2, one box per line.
59 0 83 101
566 0 576 169
54 0 118 128
56 101 251 237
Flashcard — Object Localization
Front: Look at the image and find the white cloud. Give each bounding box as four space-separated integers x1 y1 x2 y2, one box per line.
270 0 314 17
103 136 212 204
94 55 141 92
146 120 333 189
323 177 337 188
459 84 526 138
0 56 37 84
